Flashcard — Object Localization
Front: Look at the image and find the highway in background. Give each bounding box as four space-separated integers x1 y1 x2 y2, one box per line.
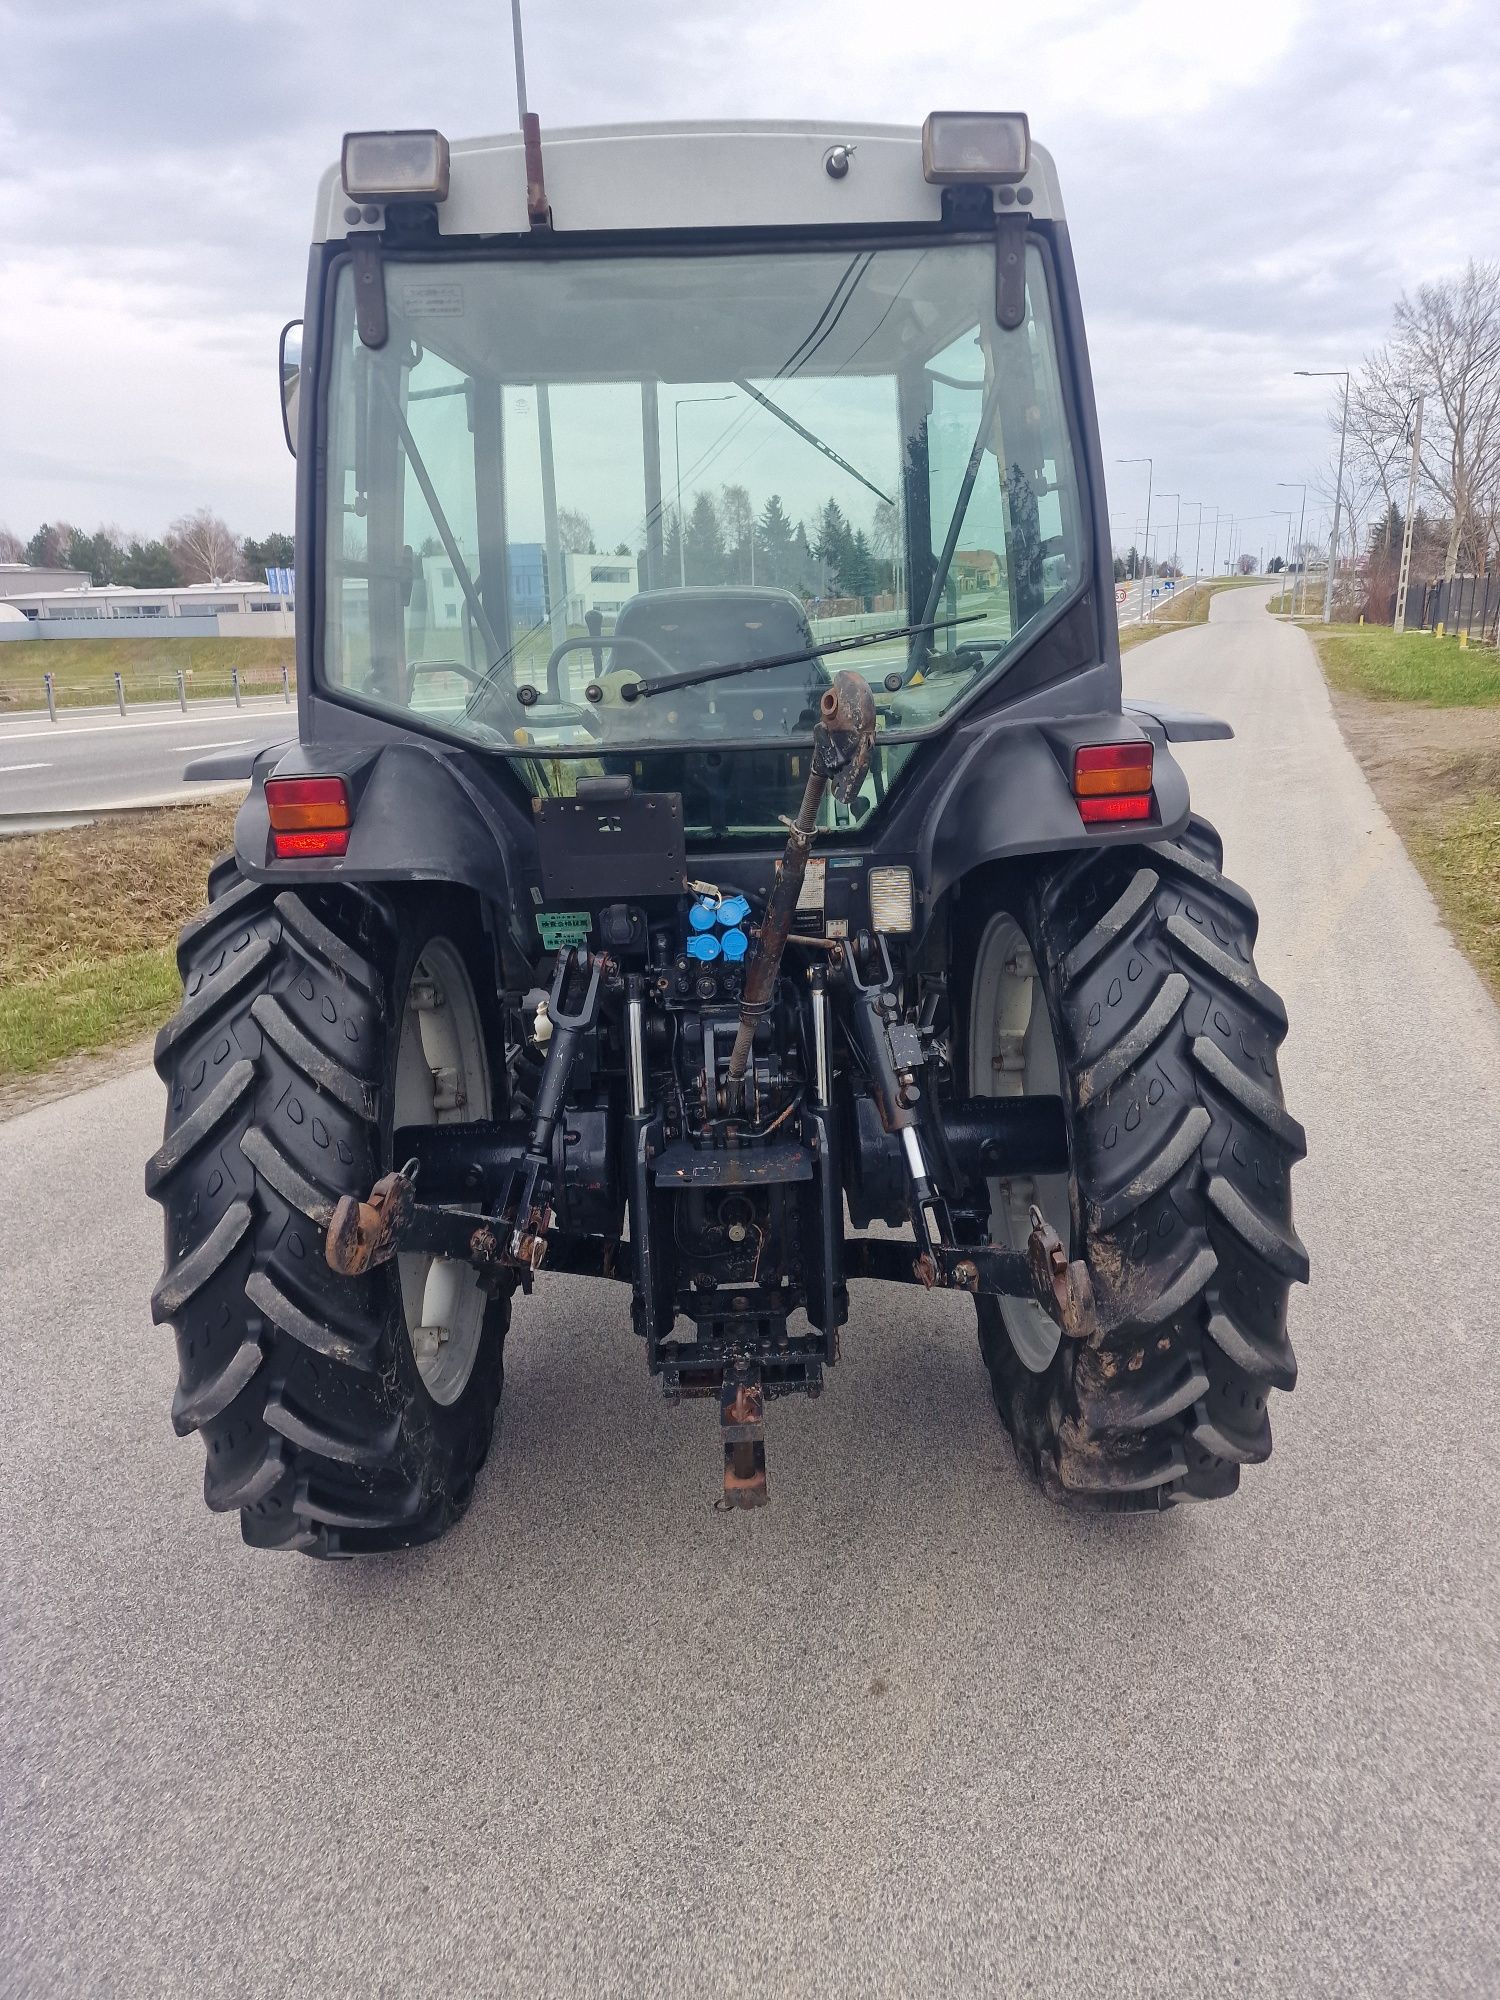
0 699 293 818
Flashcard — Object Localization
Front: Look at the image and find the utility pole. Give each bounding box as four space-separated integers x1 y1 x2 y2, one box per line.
1296 367 1351 623
1277 481 1307 616
1117 458 1152 622
1394 391 1425 633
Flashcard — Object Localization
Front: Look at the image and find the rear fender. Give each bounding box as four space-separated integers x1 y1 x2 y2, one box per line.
909 712 1198 912
233 739 539 973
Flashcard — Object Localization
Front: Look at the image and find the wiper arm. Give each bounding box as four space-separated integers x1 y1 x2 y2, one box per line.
616 614 983 703
733 378 895 509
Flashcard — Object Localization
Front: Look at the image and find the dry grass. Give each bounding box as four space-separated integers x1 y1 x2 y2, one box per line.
0 800 239 1076
0 636 295 712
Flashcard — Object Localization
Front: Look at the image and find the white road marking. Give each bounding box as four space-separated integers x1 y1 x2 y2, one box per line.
178 739 252 752
0 707 289 746
0 761 53 773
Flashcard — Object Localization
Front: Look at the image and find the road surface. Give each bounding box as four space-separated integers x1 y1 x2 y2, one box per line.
3 586 1497 1997
0 698 293 816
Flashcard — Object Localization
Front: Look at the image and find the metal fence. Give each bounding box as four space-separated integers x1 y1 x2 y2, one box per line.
1415 573 1500 646
16 664 296 721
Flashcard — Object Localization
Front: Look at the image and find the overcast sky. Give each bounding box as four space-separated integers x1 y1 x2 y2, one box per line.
2 0 1496 568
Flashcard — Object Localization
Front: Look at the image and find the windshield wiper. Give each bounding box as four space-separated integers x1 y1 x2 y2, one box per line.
615 613 983 703
733 378 895 509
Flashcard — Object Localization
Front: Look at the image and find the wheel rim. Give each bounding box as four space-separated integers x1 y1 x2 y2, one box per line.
393 939 492 1406
968 912 1071 1373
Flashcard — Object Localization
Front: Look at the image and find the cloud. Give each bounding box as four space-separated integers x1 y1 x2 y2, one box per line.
1 0 1497 552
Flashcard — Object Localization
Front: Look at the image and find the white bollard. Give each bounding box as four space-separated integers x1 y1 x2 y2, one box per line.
114 671 126 716
177 671 187 711
232 667 242 709
44 672 57 723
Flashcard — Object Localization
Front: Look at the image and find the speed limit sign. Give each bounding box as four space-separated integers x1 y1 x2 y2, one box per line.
1115 584 1128 605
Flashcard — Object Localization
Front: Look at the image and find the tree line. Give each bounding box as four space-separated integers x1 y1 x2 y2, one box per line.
565 487 901 606
0 511 293 588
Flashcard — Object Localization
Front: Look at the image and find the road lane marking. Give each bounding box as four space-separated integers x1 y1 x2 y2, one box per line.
179 739 252 752
0 761 53 773
0 708 289 746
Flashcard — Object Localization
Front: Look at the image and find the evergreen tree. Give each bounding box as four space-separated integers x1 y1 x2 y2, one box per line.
118 539 181 587
757 495 797 590
685 491 725 585
243 531 295 573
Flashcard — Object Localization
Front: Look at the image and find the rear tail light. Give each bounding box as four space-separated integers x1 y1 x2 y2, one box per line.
1072 742 1153 825
265 775 351 859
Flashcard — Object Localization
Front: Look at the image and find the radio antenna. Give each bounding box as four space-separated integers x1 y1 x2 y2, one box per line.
509 0 529 124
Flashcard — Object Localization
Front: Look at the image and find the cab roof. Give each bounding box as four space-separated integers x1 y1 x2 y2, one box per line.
313 119 1063 242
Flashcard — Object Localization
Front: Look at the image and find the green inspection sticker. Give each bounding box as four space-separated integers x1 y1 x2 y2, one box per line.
535 909 592 949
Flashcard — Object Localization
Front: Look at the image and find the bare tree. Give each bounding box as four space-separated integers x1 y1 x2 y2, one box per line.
1392 260 1500 581
167 508 241 583
557 508 594 553
0 528 23 562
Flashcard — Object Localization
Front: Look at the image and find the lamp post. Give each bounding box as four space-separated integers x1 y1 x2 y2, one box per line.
1276 481 1307 616
1206 507 1220 585
1273 511 1293 599
1158 493 1180 604
1185 501 1204 589
1117 457 1152 623
1295 368 1351 624
1224 514 1235 576
673 394 733 588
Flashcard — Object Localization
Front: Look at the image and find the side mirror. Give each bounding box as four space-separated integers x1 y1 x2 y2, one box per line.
279 319 303 458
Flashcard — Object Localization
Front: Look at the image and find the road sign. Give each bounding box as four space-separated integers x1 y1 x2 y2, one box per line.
1115 584 1128 605
1150 586 1160 598
1164 578 1176 592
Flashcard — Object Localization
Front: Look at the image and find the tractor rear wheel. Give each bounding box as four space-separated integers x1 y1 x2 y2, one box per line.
146 864 508 1555
962 814 1307 1509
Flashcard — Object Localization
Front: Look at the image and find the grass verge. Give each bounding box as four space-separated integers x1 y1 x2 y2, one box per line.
1408 798 1500 994
0 799 240 1079
1303 625 1500 707
0 635 296 712
1305 627 1500 1004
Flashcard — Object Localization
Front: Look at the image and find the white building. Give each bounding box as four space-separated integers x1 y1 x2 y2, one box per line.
0 561 90 599
563 551 636 625
0 578 293 639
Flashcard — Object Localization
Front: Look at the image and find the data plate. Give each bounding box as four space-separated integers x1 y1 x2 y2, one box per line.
532 791 687 900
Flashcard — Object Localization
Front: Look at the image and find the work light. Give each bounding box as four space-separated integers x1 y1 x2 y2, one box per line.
868 866 916 934
921 112 1030 185
342 130 451 203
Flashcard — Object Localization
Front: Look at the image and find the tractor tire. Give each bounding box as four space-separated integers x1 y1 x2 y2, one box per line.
146 864 508 1556
962 813 1307 1509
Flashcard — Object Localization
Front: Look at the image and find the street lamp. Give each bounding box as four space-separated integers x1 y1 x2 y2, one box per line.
1276 481 1307 616
1273 510 1294 599
1295 368 1351 624
1224 514 1235 576
674 394 733 588
1116 457 1152 623
1184 501 1204 589
1158 493 1180 607
1206 507 1221 584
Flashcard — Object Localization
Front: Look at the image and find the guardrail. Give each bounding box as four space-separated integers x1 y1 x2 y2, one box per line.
15 666 296 721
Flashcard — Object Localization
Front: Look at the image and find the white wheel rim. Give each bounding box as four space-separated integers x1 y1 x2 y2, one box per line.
969 912 1071 1373
393 939 492 1406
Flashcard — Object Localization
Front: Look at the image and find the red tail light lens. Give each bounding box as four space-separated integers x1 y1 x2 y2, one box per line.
265 776 351 858
1072 742 1153 825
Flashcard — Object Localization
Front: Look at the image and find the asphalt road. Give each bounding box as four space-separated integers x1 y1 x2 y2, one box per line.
3 585 1498 1997
0 698 293 816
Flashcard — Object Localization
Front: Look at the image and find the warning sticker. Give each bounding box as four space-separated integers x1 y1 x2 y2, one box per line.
401 281 465 318
535 909 591 949
796 858 827 912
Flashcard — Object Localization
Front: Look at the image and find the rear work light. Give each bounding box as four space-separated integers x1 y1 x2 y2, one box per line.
265 776 352 859
1072 742 1154 825
342 129 450 203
